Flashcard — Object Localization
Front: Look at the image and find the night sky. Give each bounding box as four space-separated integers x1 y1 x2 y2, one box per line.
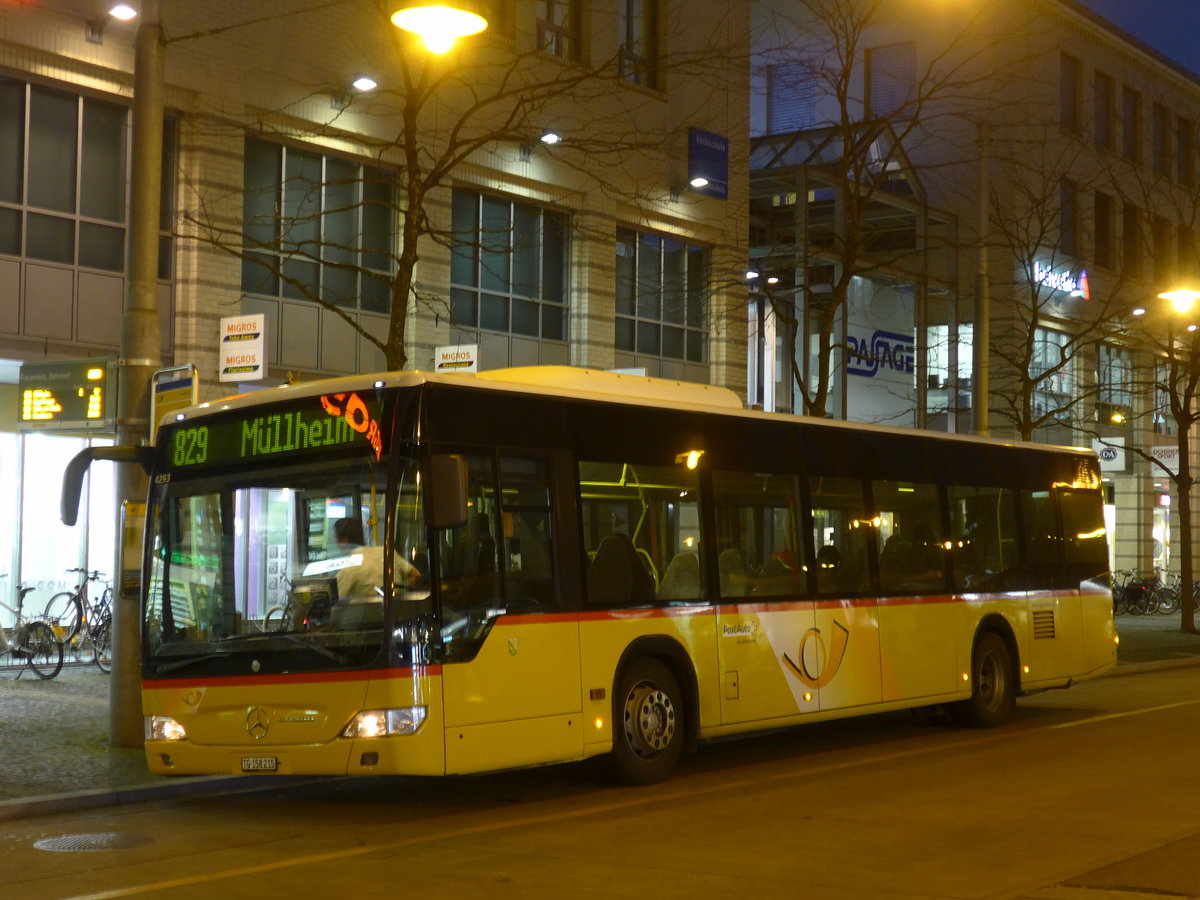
1076 0 1200 77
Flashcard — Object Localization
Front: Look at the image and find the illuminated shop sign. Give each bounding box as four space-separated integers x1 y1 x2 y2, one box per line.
166 391 387 470
1032 261 1090 299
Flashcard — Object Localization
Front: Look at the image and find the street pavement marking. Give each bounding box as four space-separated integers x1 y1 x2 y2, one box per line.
62 697 1200 900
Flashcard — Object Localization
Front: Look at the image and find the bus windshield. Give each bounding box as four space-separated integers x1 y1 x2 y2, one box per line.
144 452 429 675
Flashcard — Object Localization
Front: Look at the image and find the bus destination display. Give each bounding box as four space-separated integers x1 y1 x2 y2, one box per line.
169 391 386 469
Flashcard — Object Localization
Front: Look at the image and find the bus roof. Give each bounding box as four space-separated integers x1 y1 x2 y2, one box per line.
168 366 1094 459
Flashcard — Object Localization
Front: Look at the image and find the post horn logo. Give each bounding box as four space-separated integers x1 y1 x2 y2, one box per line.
783 620 850 690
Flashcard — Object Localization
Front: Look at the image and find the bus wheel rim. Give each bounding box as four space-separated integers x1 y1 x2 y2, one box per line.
623 682 676 758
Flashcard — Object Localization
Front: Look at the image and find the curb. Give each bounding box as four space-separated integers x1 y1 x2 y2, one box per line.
1105 656 1200 677
0 775 323 822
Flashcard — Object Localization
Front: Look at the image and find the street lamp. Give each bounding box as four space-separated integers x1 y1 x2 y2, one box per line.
1159 287 1200 315
390 3 488 54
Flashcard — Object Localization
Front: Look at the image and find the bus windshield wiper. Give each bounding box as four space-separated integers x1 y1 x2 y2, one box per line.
214 630 351 665
153 652 232 674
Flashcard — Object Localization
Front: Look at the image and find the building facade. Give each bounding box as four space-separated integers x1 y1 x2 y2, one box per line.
0 0 750 619
751 0 1200 577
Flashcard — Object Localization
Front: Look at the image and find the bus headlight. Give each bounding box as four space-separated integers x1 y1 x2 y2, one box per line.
145 716 187 741
342 707 426 738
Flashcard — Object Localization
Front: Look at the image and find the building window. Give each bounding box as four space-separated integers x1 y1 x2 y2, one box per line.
1030 327 1073 420
1 81 129 272
449 189 568 341
1121 85 1141 161
1093 71 1113 149
1152 103 1170 175
1097 343 1132 424
867 42 916 119
766 63 817 133
1060 178 1078 258
1177 116 1194 186
1179 224 1196 279
1122 202 1142 279
1154 216 1174 284
537 0 579 60
619 0 658 88
1094 190 1113 268
615 227 708 363
1060 54 1081 133
241 138 395 312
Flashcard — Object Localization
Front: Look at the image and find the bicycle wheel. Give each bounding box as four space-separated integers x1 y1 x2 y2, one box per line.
1155 587 1180 615
91 620 112 673
22 621 63 680
43 592 82 644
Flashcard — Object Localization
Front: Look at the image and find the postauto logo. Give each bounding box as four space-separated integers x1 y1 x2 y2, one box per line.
846 329 915 378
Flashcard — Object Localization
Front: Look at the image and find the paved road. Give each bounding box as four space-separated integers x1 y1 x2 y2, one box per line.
4 664 1200 899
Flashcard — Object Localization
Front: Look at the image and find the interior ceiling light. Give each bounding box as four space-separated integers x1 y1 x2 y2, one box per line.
109 3 138 19
390 4 488 54
540 131 561 145
352 75 378 91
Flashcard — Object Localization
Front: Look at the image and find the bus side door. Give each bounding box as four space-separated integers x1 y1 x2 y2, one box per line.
438 451 583 774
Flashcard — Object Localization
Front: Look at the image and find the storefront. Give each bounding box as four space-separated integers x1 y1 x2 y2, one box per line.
0 381 115 631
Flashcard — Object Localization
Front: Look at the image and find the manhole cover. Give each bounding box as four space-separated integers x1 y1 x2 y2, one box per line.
34 832 154 852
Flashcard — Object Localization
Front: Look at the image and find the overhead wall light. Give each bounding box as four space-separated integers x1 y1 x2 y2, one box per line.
86 4 138 44
352 75 378 92
390 3 489 54
540 130 561 145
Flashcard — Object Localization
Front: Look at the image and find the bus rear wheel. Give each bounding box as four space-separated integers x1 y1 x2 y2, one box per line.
951 631 1014 728
608 658 684 785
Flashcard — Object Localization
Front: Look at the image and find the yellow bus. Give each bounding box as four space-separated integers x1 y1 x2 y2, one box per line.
63 366 1116 784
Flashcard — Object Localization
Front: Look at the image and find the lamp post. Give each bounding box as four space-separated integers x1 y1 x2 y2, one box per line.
108 0 164 748
1155 286 1200 633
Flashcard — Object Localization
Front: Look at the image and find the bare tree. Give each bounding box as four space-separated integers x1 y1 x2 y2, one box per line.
181 1 748 372
748 0 1015 420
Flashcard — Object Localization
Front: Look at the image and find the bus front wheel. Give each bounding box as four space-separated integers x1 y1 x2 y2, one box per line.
608 658 684 785
951 631 1015 728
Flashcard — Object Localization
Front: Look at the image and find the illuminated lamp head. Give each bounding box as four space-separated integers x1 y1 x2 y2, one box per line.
390 3 488 54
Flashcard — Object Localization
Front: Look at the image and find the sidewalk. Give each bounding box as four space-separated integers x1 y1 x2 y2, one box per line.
1 613 1198 820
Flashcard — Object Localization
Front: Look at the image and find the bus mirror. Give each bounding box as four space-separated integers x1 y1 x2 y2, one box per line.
61 445 154 526
428 454 468 530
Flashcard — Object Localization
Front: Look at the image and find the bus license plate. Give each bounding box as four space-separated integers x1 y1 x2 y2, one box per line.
241 756 278 772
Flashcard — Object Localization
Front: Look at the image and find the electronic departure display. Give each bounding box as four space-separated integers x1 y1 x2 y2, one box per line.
18 358 115 432
166 390 387 470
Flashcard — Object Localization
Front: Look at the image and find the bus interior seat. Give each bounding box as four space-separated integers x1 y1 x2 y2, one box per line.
718 548 749 596
586 533 655 607
657 550 701 600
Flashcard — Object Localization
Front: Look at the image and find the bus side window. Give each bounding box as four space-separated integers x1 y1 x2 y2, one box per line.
712 470 804 598
1058 488 1107 584
438 454 501 611
873 480 945 594
498 455 557 609
1021 489 1064 589
577 460 699 607
947 484 1019 592
809 475 871 595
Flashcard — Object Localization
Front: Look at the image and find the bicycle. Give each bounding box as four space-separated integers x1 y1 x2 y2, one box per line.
43 569 113 673
0 574 63 680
